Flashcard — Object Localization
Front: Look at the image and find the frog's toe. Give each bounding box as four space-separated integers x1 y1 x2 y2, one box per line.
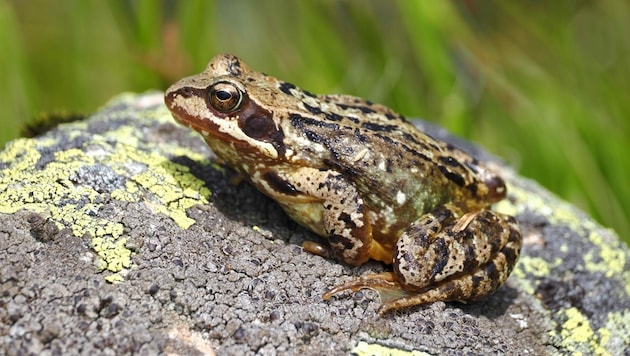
322 272 413 306
376 290 445 316
374 277 478 315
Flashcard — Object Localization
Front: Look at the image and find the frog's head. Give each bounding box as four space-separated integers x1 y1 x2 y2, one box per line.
165 53 295 162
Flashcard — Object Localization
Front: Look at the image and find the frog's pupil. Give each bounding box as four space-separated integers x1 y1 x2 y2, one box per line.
216 90 231 101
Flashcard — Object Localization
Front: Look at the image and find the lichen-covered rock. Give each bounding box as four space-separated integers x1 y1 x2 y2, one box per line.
0 93 628 355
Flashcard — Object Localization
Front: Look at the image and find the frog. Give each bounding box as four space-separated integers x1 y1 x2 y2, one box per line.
164 54 521 315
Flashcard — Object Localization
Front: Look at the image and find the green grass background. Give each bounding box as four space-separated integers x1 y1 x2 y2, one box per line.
2 1 628 246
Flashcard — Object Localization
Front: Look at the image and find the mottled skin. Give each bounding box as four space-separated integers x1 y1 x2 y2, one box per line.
165 54 522 315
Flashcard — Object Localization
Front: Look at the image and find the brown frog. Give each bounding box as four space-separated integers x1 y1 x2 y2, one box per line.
164 54 521 315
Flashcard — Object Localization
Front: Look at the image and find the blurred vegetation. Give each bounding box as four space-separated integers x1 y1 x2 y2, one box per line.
2 0 628 246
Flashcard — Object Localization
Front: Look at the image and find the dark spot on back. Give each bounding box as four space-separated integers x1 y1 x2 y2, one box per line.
279 82 296 95
304 130 323 143
374 133 396 145
438 166 465 186
362 122 397 132
357 106 375 114
336 103 376 114
290 114 339 130
402 132 419 145
353 128 368 143
438 156 462 167
303 103 322 115
466 183 479 197
325 112 343 121
400 143 432 162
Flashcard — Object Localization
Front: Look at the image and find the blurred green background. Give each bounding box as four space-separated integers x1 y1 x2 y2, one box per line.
2 1 628 246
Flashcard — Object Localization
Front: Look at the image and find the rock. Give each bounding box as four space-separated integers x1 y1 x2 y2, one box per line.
0 93 628 355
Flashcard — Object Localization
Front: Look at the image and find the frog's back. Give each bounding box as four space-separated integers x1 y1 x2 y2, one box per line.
284 94 503 215
184 54 505 215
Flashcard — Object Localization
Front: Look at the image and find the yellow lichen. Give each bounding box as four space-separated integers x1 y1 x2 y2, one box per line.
105 274 126 283
352 341 430 356
511 255 561 295
505 178 628 355
584 231 626 278
0 93 212 282
557 308 613 356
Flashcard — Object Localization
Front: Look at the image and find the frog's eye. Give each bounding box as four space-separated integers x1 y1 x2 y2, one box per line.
209 81 243 113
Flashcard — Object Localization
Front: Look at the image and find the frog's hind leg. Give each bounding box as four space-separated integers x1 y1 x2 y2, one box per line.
375 254 514 316
388 205 521 312
323 204 521 316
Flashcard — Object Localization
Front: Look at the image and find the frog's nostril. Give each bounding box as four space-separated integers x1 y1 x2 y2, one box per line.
181 87 195 97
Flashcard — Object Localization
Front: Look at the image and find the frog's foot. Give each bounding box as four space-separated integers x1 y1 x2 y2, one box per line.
323 272 398 299
322 272 418 316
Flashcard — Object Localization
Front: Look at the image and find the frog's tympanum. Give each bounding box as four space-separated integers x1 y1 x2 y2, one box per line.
165 54 521 315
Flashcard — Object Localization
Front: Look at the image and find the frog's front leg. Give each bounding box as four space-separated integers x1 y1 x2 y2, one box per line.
265 167 374 266
323 204 521 315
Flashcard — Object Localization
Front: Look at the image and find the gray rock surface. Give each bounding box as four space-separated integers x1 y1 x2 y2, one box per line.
0 93 628 355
